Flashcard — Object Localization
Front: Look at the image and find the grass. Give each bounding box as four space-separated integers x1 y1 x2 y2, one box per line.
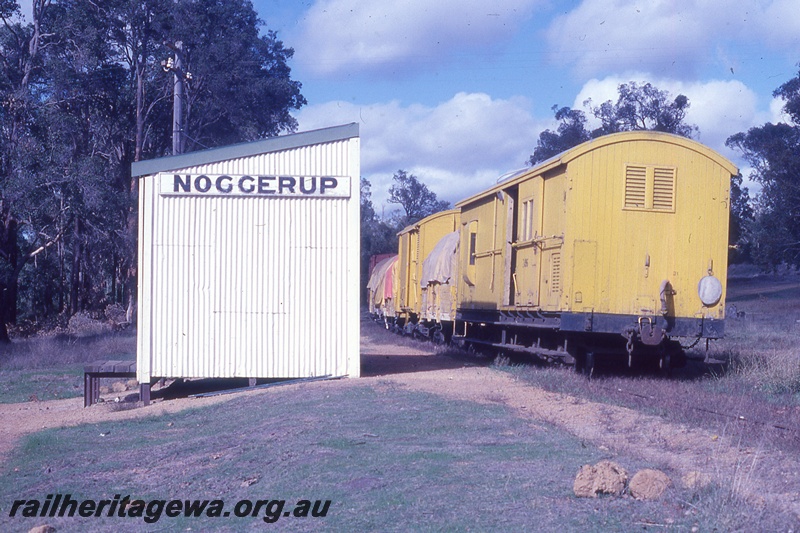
1 275 798 531
498 273 800 530
504 274 800 451
0 365 85 404
0 381 744 533
0 333 135 404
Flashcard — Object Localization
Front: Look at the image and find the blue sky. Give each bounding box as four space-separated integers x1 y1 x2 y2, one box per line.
14 1 798 210
252 0 800 212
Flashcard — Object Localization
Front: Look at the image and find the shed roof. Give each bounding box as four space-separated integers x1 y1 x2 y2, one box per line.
131 123 359 177
456 131 738 207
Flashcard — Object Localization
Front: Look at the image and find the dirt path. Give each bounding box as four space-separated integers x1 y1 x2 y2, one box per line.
0 336 462 461
0 389 262 462
3 329 799 520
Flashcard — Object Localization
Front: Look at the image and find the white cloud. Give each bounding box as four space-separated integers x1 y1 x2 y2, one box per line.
769 95 790 124
545 0 800 78
760 0 800 47
572 75 765 159
679 81 764 149
295 78 776 210
546 1 711 77
295 93 544 209
294 0 541 75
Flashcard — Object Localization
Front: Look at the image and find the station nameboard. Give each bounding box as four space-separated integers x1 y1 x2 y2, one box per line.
159 173 351 198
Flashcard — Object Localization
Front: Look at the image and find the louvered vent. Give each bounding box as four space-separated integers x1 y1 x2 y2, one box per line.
550 252 561 293
624 165 647 208
652 167 675 211
624 164 676 212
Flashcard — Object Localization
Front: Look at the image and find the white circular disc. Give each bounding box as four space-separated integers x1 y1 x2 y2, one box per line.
697 275 723 306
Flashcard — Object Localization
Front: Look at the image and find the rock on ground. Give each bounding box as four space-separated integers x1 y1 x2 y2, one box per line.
28 525 56 533
573 460 628 498
682 470 712 490
629 469 671 500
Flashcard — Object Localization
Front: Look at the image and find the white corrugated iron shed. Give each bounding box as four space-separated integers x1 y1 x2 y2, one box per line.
132 124 361 385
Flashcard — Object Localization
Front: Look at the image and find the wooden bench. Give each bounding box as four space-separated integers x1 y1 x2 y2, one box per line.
83 361 149 407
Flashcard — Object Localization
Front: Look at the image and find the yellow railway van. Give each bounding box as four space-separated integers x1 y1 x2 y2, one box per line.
419 231 460 342
454 131 736 371
395 209 461 335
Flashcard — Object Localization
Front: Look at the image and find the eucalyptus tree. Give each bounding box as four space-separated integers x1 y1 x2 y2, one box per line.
0 0 306 342
169 0 306 152
528 106 591 165
0 0 61 342
529 81 697 166
387 170 450 226
727 67 800 267
585 82 697 138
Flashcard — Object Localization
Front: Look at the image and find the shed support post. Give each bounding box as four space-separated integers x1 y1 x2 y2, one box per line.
140 382 151 406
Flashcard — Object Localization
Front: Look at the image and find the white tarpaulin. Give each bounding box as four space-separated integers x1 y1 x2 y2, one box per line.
421 231 459 287
367 255 397 313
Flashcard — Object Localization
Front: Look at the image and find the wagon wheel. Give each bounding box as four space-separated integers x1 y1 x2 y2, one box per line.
582 351 595 379
659 352 672 377
573 350 584 374
573 347 594 378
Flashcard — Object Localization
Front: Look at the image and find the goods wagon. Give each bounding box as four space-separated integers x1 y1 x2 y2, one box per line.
366 255 398 326
395 209 461 334
368 253 396 278
419 231 460 343
453 131 736 372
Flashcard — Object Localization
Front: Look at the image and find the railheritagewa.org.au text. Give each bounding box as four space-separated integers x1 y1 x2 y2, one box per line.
7 494 331 524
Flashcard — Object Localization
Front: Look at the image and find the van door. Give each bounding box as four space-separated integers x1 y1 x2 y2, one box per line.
509 179 543 307
398 233 410 308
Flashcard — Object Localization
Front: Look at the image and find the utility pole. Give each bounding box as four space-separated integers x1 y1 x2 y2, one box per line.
162 41 191 155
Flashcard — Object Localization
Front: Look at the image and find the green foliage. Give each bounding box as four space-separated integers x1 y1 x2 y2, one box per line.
171 0 306 150
528 106 591 165
0 1 306 339
726 65 800 268
585 81 697 138
0 1 18 19
529 81 697 166
728 173 753 264
387 169 450 225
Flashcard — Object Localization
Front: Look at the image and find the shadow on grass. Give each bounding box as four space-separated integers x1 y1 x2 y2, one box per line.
151 377 292 401
360 318 492 378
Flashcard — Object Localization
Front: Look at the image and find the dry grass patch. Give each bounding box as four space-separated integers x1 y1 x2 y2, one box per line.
0 333 135 403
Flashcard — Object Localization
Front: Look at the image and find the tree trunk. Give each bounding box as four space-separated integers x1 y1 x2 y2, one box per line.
0 204 19 340
0 283 11 343
0 0 51 342
0 264 23 344
70 218 82 315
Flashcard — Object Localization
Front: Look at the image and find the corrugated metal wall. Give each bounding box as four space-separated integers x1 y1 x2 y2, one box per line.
137 136 360 381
